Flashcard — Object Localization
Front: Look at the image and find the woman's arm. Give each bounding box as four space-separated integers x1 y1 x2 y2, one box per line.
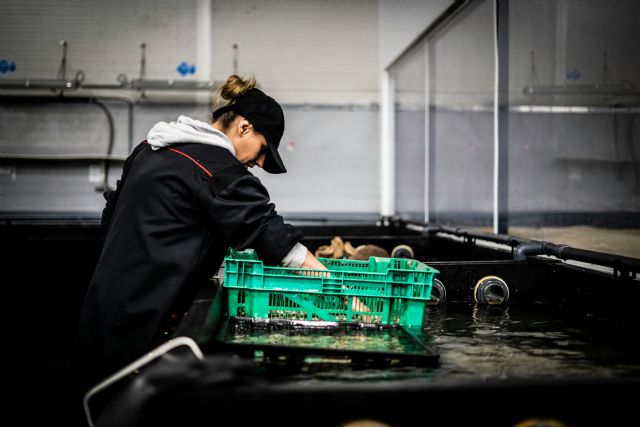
302 250 370 319
300 249 327 270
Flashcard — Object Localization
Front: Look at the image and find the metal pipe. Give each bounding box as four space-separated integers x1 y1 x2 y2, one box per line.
494 0 510 234
0 154 126 161
57 40 68 81
388 217 640 275
233 43 239 75
523 83 638 97
127 100 134 153
0 79 80 90
385 0 470 71
0 78 219 91
128 78 217 91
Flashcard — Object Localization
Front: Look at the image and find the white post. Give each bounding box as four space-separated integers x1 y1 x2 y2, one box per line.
424 41 431 224
380 70 395 217
196 0 213 103
492 0 500 234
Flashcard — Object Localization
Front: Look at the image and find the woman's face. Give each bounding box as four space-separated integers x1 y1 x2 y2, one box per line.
230 118 268 169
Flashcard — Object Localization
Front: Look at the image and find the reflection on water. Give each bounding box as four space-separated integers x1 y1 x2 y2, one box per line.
280 303 640 384
426 303 640 381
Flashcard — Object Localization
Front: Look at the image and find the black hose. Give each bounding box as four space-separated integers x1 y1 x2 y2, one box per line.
394 217 526 247
630 114 640 190
513 240 640 274
128 101 134 153
0 94 135 191
513 241 544 261
87 98 114 190
386 216 640 275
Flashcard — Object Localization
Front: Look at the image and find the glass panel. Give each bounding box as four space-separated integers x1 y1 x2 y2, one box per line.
428 0 495 228
507 0 640 258
394 43 426 220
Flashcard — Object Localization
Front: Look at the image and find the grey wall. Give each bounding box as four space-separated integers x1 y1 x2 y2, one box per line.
0 0 380 216
2 0 637 221
255 106 379 215
0 103 212 212
395 109 425 218
391 0 640 226
0 103 378 214
379 0 450 69
508 111 640 214
394 107 640 223
213 0 379 105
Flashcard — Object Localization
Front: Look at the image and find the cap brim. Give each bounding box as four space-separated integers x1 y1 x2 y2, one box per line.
262 139 286 174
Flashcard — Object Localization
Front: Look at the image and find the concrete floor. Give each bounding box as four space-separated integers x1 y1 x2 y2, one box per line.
507 226 640 259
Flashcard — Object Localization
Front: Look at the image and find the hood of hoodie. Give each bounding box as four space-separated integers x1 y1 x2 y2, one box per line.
146 115 236 155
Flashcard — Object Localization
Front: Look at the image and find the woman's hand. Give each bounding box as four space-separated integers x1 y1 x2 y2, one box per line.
301 250 371 321
301 249 327 270
300 249 329 277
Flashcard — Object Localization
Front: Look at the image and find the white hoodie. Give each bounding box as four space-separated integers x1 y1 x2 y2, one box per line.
147 115 236 154
146 115 307 268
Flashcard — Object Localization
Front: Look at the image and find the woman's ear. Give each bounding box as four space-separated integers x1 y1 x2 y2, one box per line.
238 118 252 136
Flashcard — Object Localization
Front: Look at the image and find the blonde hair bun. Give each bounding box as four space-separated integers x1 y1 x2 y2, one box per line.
220 74 257 102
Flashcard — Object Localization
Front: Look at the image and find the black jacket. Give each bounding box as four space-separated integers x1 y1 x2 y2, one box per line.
76 141 302 391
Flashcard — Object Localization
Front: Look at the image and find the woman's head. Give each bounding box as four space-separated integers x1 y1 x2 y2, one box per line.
211 75 286 173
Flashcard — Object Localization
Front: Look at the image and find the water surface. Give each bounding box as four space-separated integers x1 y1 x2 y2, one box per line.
256 303 640 384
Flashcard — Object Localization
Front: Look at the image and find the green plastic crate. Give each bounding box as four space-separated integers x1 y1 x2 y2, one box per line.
223 248 439 327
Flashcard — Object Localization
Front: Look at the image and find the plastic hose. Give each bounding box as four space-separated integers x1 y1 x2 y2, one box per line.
427 278 447 305
473 275 510 305
391 244 414 259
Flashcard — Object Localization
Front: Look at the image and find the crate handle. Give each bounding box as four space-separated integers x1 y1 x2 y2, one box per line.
82 336 204 427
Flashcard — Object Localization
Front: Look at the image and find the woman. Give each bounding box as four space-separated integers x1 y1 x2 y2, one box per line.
75 74 325 394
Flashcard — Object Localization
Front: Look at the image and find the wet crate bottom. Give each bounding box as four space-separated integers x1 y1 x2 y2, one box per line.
228 289 429 326
212 317 440 367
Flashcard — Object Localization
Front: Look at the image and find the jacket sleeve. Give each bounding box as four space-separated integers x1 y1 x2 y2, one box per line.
200 166 304 266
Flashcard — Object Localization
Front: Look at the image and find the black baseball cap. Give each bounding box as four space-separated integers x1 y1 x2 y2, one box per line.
212 88 286 174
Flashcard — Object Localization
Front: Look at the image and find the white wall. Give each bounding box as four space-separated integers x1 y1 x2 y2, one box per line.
0 0 380 103
0 0 204 83
212 0 379 105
